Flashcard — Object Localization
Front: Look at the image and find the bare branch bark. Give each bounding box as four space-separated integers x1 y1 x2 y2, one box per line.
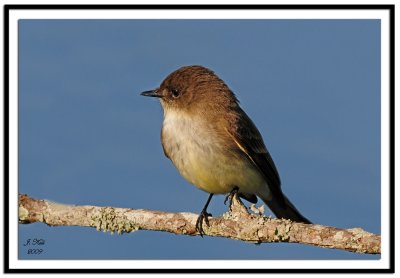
18 194 380 254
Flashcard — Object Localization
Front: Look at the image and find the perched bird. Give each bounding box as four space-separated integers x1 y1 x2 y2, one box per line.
141 65 311 235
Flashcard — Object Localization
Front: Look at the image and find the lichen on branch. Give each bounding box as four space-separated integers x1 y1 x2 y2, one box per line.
18 194 380 254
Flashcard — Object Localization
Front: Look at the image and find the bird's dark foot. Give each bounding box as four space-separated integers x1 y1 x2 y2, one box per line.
196 193 214 237
195 209 212 237
224 186 239 210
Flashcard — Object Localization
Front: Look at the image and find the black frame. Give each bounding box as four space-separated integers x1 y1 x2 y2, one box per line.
4 4 395 274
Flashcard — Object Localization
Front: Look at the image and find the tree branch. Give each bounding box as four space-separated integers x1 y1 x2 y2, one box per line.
18 194 380 254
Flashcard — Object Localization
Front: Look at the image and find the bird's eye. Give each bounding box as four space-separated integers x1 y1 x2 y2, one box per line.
171 89 180 98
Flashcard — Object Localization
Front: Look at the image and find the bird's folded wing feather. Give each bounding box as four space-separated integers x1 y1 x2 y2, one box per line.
227 109 284 204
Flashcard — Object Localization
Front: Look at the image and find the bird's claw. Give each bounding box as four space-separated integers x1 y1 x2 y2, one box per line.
195 210 212 237
224 186 239 209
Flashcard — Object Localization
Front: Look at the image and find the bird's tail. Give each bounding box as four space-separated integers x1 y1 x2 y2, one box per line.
260 193 312 224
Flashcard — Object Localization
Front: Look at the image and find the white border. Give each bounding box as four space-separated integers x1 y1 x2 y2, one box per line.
7 8 391 270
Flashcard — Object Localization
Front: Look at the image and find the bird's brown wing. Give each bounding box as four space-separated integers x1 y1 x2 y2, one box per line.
227 108 284 204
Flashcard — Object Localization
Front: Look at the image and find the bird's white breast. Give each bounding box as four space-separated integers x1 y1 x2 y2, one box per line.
161 109 266 195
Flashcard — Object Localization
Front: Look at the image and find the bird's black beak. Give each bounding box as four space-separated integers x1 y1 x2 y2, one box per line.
140 89 162 98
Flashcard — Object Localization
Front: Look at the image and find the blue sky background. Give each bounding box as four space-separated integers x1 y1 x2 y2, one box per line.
18 19 380 260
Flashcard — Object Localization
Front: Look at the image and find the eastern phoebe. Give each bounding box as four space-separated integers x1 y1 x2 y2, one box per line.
141 65 311 235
